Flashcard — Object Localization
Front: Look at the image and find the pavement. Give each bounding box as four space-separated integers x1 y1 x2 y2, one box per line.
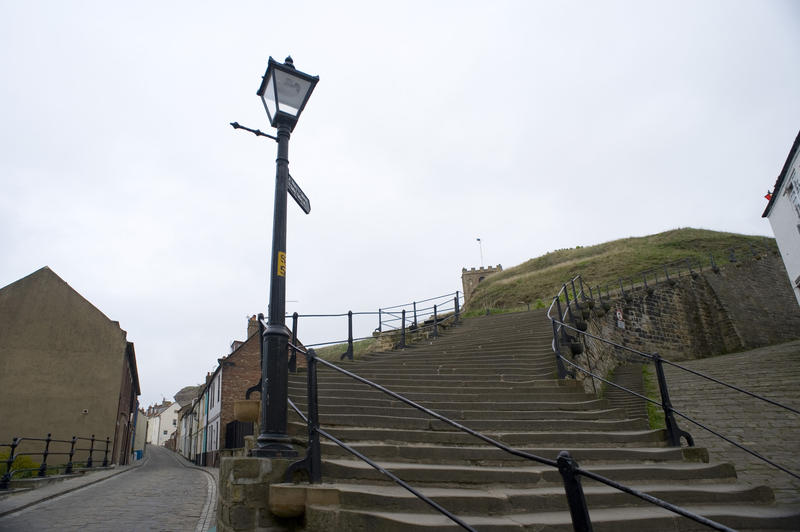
664 339 800 506
0 444 217 531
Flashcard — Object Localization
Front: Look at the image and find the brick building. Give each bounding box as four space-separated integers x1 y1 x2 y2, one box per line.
184 315 307 465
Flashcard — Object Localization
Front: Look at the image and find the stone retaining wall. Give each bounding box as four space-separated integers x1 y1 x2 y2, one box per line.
562 252 800 392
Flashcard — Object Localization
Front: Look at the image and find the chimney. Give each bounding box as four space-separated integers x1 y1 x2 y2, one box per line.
247 315 259 338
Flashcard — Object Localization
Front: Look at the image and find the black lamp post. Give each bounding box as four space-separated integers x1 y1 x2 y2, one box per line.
251 56 318 457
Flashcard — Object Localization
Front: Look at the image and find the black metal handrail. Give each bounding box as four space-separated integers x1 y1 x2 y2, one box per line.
282 340 735 532
548 272 800 483
1 434 111 489
556 342 800 482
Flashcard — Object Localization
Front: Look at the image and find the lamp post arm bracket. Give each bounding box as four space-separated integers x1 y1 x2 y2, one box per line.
230 121 278 142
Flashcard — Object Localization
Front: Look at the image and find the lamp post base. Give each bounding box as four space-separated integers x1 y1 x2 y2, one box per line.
250 433 298 458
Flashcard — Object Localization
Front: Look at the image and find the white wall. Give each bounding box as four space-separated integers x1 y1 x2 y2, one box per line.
160 402 180 445
207 372 222 453
767 151 800 306
146 414 160 444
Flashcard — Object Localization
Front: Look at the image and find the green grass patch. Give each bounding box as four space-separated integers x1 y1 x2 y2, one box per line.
0 452 41 479
313 338 377 361
465 228 777 312
642 363 665 430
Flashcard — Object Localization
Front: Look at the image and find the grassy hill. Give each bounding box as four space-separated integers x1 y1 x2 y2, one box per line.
465 228 777 311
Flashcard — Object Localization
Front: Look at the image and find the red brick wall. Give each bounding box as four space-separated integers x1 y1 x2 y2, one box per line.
219 333 261 449
218 326 307 450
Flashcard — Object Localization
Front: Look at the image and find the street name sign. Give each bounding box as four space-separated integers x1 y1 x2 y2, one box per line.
287 174 311 214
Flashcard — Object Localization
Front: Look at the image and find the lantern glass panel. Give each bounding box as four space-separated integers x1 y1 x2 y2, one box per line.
272 69 313 117
261 74 277 122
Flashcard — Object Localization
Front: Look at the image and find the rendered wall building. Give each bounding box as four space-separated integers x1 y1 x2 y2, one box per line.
763 130 800 306
0 267 140 465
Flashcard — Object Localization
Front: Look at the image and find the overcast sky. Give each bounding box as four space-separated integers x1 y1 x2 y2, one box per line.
1 1 798 408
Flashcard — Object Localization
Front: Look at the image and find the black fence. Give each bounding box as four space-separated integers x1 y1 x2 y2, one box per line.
283 291 462 365
1 434 111 489
225 421 253 450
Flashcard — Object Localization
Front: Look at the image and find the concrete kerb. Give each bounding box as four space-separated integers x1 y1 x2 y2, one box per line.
0 452 150 518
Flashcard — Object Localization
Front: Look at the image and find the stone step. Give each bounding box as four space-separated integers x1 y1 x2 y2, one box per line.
335 356 558 368
292 412 648 432
291 404 629 421
274 481 773 517
292 374 573 387
336 361 559 371
317 442 707 465
287 424 670 447
301 503 800 531
289 389 598 403
320 458 738 486
289 397 615 412
287 380 572 394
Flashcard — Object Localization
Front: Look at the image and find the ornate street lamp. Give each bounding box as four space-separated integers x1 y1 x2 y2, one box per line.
251 56 318 457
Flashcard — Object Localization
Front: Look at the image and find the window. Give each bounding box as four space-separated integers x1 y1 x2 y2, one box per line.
163 430 168 435
172 419 176 426
785 169 800 218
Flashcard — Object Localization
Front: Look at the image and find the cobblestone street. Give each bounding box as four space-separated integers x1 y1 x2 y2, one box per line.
0 445 215 532
665 340 800 506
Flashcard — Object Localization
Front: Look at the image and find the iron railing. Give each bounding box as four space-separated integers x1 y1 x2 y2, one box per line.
283 291 462 365
277 334 736 532
1 434 111 489
548 273 800 483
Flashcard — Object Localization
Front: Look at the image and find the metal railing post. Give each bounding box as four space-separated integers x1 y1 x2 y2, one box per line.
570 279 578 303
413 301 417 328
454 295 460 324
710 252 719 273
306 349 322 482
87 435 95 468
564 285 575 323
38 433 52 477
653 353 694 447
378 308 382 333
102 437 110 467
432 305 439 338
340 311 354 360
289 312 299 373
65 436 76 475
557 451 593 532
553 319 569 379
578 277 586 300
400 309 406 348
555 297 568 343
1 437 18 489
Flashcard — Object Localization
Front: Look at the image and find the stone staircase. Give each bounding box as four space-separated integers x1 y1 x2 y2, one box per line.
276 311 799 531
